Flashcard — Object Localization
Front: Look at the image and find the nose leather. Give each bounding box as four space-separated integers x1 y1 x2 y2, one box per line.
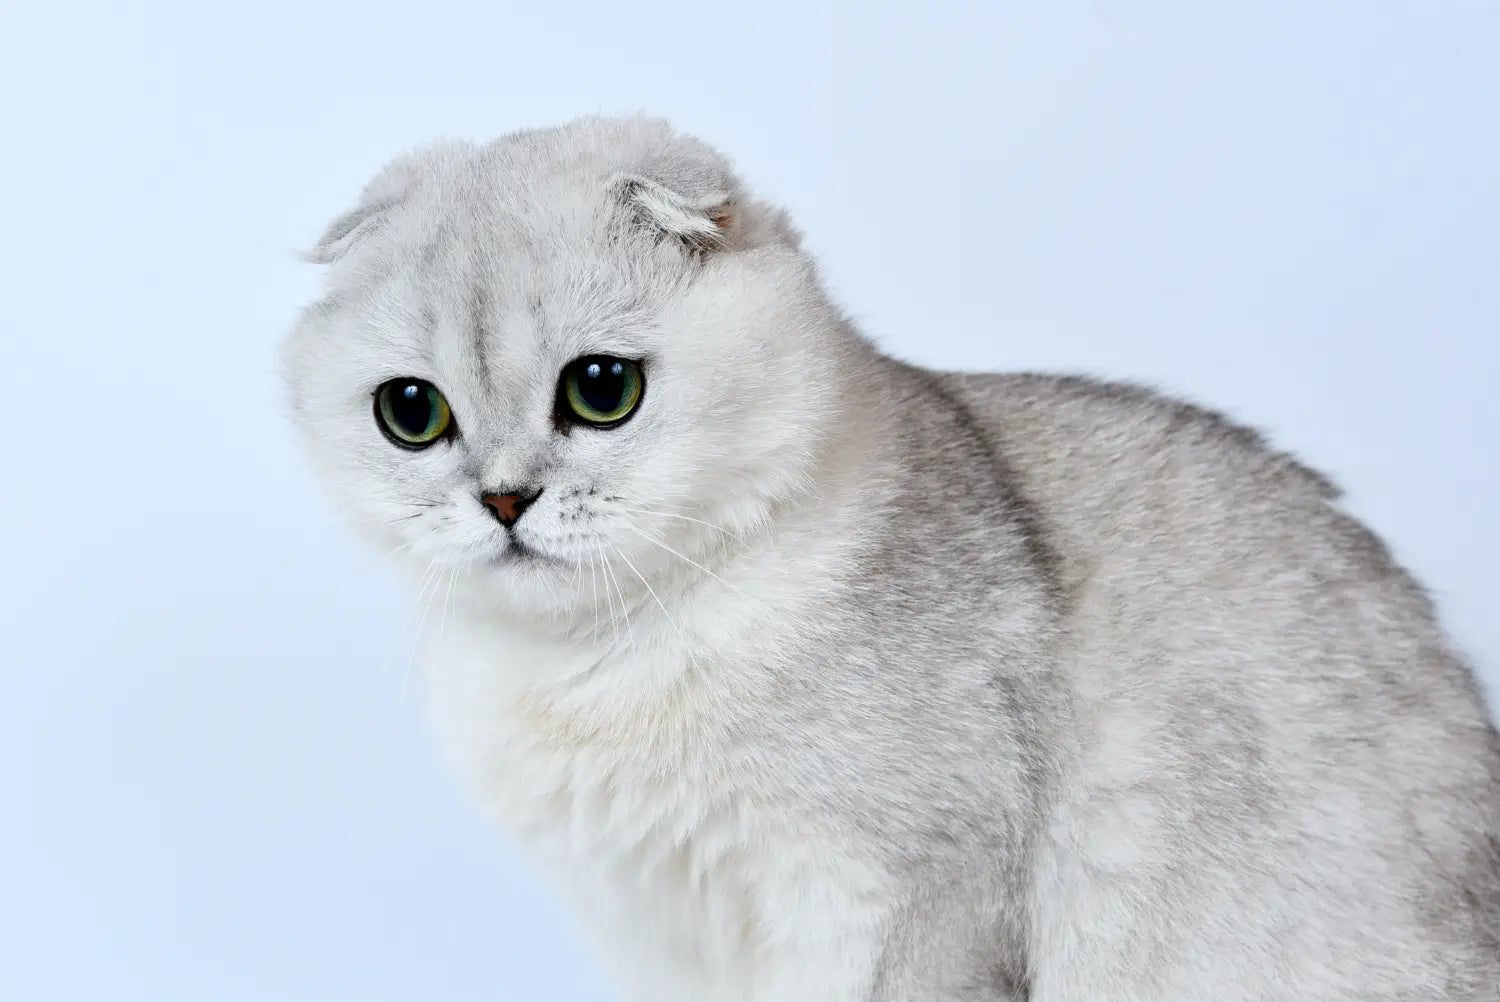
480 488 541 527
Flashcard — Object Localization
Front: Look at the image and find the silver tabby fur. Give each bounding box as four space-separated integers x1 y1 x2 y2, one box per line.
281 116 1500 1001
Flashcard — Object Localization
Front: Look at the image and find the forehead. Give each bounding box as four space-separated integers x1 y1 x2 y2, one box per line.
414 205 655 344
349 179 662 410
400 149 664 308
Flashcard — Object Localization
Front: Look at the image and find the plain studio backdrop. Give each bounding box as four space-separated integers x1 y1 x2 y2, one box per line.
1 1 1496 999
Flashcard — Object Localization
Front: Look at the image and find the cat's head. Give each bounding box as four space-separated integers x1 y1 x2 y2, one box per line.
282 116 854 626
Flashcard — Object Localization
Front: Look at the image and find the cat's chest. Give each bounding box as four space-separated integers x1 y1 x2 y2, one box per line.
423 624 891 1001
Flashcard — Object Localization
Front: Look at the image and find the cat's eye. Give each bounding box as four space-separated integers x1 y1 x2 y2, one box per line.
558 356 645 428
374 379 453 448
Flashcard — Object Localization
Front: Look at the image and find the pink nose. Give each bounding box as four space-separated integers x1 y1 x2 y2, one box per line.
480 489 539 527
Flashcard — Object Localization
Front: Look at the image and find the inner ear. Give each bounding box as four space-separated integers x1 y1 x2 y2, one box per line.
613 173 736 252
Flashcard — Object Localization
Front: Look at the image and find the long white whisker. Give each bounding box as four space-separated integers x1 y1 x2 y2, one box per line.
595 542 623 647
625 525 749 599
404 562 449 688
388 560 443 690
612 504 743 542
387 561 440 658
589 547 603 643
384 538 420 560
438 566 459 645
598 544 635 647
612 546 684 646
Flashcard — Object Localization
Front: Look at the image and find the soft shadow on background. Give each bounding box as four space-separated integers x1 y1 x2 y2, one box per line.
2 2 1496 999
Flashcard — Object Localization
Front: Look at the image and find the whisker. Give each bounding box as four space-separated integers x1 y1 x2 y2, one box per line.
437 566 459 646
398 561 442 642
612 504 744 542
393 494 445 507
612 545 684 646
597 543 635 647
594 542 623 648
625 525 749 599
404 561 449 684
388 560 443 688
384 540 420 560
588 547 603 643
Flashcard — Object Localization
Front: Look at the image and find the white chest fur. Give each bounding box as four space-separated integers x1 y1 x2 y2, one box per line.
422 616 892 1002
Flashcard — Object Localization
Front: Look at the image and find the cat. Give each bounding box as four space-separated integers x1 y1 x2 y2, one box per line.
280 115 1500 1001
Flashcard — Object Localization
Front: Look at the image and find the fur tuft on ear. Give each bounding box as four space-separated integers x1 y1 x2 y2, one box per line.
614 172 739 251
602 118 802 253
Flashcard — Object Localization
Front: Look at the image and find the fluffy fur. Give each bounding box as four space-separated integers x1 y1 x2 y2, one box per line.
282 115 1500 1001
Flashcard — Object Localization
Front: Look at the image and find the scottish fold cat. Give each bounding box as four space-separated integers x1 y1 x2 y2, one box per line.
281 116 1500 1001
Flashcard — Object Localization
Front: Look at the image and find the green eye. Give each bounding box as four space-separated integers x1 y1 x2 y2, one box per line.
375 379 453 448
559 356 644 427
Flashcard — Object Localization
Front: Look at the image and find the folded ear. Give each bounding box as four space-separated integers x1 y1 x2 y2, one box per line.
301 157 420 264
613 170 737 252
302 198 397 264
609 125 804 254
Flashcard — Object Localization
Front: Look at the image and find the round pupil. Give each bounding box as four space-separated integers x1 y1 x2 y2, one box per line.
389 383 433 435
577 361 628 414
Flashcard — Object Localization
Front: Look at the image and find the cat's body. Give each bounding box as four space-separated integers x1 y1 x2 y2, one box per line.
283 116 1500 1001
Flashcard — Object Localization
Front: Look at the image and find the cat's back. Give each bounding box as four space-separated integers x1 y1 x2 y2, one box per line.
944 369 1497 745
949 371 1352 600
943 370 1500 996
945 371 1478 693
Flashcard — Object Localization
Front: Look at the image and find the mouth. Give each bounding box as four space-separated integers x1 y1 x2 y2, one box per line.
490 532 555 566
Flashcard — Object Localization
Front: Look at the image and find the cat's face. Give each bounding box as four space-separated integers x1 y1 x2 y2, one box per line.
282 118 847 626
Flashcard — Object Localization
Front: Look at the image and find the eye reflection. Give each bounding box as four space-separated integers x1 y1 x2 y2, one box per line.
375 379 453 448
558 356 644 427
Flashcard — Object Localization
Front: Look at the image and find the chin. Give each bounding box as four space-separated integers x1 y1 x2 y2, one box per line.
471 549 582 618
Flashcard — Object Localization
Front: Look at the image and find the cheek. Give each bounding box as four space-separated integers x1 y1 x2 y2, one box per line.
324 438 466 536
603 417 721 513
658 367 784 476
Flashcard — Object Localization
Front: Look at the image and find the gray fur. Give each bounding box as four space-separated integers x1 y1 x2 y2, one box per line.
282 115 1500 1001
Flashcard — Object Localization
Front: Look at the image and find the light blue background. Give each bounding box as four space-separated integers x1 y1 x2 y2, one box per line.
2 2 1495 999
